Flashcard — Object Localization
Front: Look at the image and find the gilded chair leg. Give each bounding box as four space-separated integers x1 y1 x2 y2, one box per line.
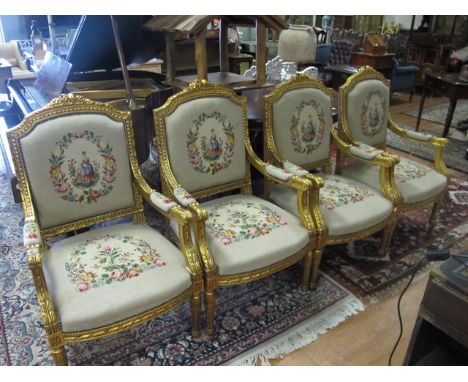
190 291 202 338
47 333 68 366
310 249 323 288
380 217 398 257
205 290 216 337
301 250 313 290
429 200 442 227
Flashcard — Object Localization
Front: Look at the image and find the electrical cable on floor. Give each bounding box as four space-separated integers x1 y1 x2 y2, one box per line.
388 250 452 366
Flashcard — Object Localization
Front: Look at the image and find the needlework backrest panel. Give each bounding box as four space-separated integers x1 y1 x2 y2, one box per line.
20 113 135 229
164 96 246 193
272 87 332 167
345 79 389 146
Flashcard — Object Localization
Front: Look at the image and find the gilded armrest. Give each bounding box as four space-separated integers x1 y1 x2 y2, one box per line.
23 217 62 337
331 127 402 204
280 160 327 242
388 119 448 176
132 170 203 279
246 141 316 232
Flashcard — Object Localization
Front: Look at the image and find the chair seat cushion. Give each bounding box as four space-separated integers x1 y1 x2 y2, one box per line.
341 157 447 204
270 174 393 236
43 222 192 333
170 194 309 276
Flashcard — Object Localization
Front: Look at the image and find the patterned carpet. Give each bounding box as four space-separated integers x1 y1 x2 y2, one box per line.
0 156 362 366
401 99 468 128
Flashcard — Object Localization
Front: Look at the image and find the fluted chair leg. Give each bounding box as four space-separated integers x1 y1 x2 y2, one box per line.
310 248 323 288
48 333 68 366
301 250 313 290
429 199 442 227
205 289 216 337
380 216 398 257
191 291 202 338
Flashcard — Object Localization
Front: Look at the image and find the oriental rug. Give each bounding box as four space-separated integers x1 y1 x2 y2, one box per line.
0 156 362 366
401 100 468 129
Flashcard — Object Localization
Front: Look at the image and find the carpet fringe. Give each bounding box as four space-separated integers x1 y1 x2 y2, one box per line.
229 295 364 366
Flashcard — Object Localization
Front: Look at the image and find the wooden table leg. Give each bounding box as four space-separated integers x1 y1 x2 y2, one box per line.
442 98 457 138
415 86 426 131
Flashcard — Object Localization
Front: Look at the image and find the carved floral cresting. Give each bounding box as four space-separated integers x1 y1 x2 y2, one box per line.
395 160 431 184
65 233 166 293
290 99 325 154
48 130 117 203
360 90 387 137
205 200 288 246
320 178 375 211
186 111 235 175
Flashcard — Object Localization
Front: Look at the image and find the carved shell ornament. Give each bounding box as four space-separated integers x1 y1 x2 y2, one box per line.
360 90 387 137
48 130 117 203
186 111 235 175
290 99 326 154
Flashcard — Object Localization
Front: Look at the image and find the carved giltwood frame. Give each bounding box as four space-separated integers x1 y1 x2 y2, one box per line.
7 94 203 365
263 74 400 285
337 66 449 224
153 80 316 336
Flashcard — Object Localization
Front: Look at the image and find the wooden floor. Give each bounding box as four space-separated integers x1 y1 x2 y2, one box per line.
270 91 466 366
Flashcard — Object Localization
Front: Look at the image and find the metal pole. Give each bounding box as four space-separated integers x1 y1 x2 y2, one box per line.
110 16 137 110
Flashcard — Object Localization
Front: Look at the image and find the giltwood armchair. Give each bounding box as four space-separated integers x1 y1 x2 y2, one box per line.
336 66 449 232
153 80 316 336
263 74 396 286
7 95 203 365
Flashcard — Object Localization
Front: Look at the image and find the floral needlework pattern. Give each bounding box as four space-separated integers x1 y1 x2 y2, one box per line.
320 178 375 211
395 160 431 184
290 99 326 154
186 111 235 175
65 234 167 293
48 130 117 203
205 200 288 246
360 90 387 137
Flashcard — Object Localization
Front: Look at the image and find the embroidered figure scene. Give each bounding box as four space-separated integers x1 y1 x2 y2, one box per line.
186 111 235 175
360 90 387 137
290 99 326 154
48 130 117 204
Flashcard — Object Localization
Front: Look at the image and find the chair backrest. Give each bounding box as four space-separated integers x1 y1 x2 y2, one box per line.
339 66 390 147
328 39 357 66
264 74 333 169
154 80 250 197
7 95 141 235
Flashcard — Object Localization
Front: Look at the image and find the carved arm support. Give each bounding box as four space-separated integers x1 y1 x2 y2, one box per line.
132 170 203 283
388 118 448 176
331 126 402 204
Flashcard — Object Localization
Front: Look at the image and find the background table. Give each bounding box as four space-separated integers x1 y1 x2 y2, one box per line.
416 72 468 138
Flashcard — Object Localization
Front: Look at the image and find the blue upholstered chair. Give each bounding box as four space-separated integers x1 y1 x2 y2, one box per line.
390 58 419 102
315 44 332 66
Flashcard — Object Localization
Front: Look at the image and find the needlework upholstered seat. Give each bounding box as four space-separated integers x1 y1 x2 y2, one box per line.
336 66 449 231
263 74 396 286
153 80 316 336
7 95 203 365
